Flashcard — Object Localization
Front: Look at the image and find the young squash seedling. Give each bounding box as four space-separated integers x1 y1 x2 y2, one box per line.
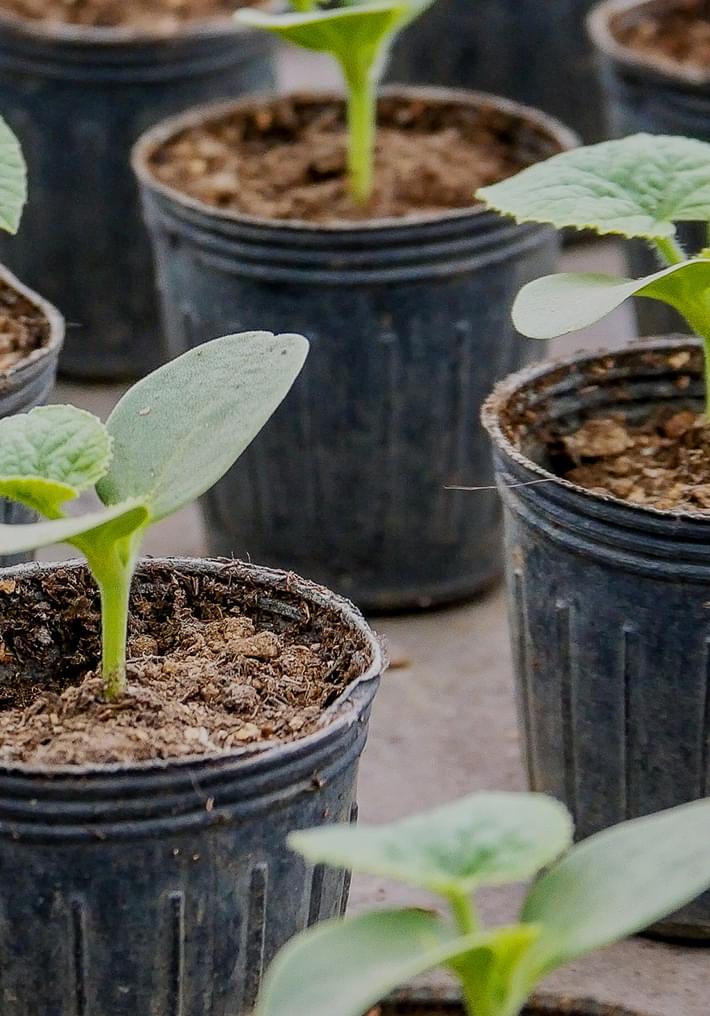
255 791 710 1016
237 0 435 204
0 330 308 701
476 134 710 417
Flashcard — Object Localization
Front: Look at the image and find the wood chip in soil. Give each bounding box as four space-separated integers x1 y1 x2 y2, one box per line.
0 279 49 371
0 563 372 766
558 408 710 511
0 0 260 30
613 0 710 67
148 94 564 223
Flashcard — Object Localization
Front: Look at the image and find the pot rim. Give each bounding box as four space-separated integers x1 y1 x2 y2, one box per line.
0 555 385 778
382 987 649 1015
587 0 710 87
0 261 64 377
131 85 579 234
481 335 710 524
0 1 271 47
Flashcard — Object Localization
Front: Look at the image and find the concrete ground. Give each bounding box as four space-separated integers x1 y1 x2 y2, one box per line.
35 56 706 1016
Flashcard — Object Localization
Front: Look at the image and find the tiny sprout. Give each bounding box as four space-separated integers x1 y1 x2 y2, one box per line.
255 792 710 1016
0 331 308 701
237 0 435 205
478 134 710 418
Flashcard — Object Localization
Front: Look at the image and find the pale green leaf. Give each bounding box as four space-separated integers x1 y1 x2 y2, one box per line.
512 258 710 339
522 798 710 975
290 792 573 896
0 406 112 515
237 2 413 73
0 499 149 556
449 924 542 1016
255 909 481 1016
478 135 710 241
96 331 308 523
0 115 26 234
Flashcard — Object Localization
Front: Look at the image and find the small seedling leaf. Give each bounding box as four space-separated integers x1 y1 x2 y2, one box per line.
254 908 483 1016
0 406 112 515
290 792 573 895
478 135 710 241
96 331 309 523
512 259 710 338
0 115 26 234
237 2 412 72
0 499 149 556
449 924 542 1016
522 798 710 975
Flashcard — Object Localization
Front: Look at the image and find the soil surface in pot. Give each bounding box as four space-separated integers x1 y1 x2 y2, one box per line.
612 0 710 68
0 277 49 370
558 407 710 511
0 562 372 766
0 0 260 30
147 95 563 222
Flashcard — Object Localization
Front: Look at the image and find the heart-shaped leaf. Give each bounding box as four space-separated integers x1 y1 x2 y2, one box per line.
0 406 112 516
290 792 573 896
478 135 710 241
0 115 26 234
255 909 482 1016
522 798 710 976
96 331 309 523
0 499 149 556
512 258 710 339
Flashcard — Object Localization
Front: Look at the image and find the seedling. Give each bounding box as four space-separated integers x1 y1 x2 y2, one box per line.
255 791 710 1016
477 134 710 417
237 0 435 204
0 331 308 701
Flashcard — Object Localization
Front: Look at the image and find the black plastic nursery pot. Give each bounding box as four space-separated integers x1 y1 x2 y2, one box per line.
482 336 710 942
133 87 576 612
588 0 710 337
0 263 63 568
387 0 606 143
378 989 646 1015
0 557 384 1014
0 9 275 382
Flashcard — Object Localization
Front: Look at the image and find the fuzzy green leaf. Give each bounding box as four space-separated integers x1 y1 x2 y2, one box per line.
255 909 482 1016
0 406 112 516
512 259 710 339
238 2 415 75
0 115 26 234
478 135 710 241
522 799 710 975
96 331 308 524
290 792 573 896
0 499 149 556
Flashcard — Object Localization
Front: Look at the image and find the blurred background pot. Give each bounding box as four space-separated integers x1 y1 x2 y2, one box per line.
588 0 710 336
387 0 605 143
134 86 575 613
0 10 275 381
483 337 710 942
0 557 383 1015
0 262 63 568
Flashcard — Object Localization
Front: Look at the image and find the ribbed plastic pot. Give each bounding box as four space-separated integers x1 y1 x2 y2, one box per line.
0 556 383 1015
380 989 646 1015
0 11 275 382
0 263 64 569
483 337 710 941
588 0 710 336
386 0 605 143
133 87 575 612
